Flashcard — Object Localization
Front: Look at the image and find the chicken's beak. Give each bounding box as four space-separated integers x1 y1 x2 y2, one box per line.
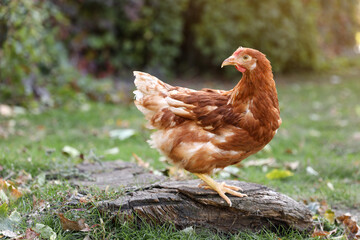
221 56 236 68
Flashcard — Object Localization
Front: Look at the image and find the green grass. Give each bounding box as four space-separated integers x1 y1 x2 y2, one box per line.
1 73 360 239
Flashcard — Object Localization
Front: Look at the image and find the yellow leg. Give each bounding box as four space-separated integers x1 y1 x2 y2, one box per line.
194 173 247 206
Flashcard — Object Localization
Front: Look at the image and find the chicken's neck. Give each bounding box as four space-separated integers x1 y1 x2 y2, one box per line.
229 68 279 122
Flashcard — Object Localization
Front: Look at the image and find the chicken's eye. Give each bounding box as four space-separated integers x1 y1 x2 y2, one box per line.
243 55 250 60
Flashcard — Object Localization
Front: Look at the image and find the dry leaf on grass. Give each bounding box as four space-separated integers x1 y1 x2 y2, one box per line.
0 179 23 201
337 214 360 239
57 213 91 232
14 170 32 185
311 230 330 238
284 161 299 171
324 209 335 224
109 129 136 140
266 169 293 180
18 228 40 240
241 158 276 168
327 182 335 191
306 166 319 176
311 228 338 239
32 195 49 213
62 146 81 158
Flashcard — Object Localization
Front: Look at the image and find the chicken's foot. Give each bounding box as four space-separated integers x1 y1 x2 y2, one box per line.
194 173 247 206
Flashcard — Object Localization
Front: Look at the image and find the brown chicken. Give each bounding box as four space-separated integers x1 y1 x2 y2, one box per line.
134 47 281 206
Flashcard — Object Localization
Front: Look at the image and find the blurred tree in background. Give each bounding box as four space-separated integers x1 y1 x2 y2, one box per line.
0 0 80 106
53 0 187 78
0 0 359 106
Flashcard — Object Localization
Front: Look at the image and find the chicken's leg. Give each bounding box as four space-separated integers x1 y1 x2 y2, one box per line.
194 173 247 206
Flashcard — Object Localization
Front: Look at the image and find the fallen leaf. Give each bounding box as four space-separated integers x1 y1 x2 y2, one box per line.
35 173 46 187
104 147 119 155
109 129 136 140
311 230 330 238
62 146 81 158
32 195 48 212
307 202 320 214
0 190 8 204
327 182 335 191
324 209 335 224
306 166 319 176
242 158 276 167
8 210 21 223
23 228 40 240
0 209 21 238
14 170 32 185
33 223 56 240
79 197 89 204
0 179 22 201
57 213 90 232
0 230 19 238
0 105 13 117
180 226 194 233
337 214 360 239
266 169 294 180
284 161 299 171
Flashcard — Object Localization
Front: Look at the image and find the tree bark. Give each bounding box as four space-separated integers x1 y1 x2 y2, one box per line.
72 161 314 233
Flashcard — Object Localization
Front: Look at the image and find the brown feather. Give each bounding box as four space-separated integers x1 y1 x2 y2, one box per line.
133 48 281 174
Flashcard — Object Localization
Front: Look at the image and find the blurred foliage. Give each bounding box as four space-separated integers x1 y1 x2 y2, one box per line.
191 0 320 72
317 0 360 56
0 0 359 105
0 0 79 106
54 0 187 77
54 0 359 75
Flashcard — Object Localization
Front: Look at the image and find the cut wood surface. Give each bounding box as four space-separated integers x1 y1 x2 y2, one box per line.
71 160 314 233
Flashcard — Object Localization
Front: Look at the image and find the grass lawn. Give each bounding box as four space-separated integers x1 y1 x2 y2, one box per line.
1 73 359 239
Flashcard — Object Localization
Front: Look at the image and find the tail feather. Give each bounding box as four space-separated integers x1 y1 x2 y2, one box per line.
133 71 171 122
134 71 170 97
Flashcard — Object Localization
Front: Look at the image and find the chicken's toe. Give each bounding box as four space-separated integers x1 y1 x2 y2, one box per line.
222 183 243 192
221 182 247 198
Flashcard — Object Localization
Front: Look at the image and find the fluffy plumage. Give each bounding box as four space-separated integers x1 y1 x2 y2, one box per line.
134 47 281 206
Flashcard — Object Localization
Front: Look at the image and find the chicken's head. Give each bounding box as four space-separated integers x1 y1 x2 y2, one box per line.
221 47 264 73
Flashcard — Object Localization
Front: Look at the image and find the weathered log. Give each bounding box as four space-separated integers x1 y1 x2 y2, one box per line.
71 161 314 233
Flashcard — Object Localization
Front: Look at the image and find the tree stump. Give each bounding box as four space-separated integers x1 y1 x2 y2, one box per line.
71 161 314 233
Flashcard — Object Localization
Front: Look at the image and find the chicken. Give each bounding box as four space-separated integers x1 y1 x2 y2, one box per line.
133 47 281 206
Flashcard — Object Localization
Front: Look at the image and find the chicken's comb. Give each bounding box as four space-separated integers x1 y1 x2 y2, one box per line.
233 47 244 57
